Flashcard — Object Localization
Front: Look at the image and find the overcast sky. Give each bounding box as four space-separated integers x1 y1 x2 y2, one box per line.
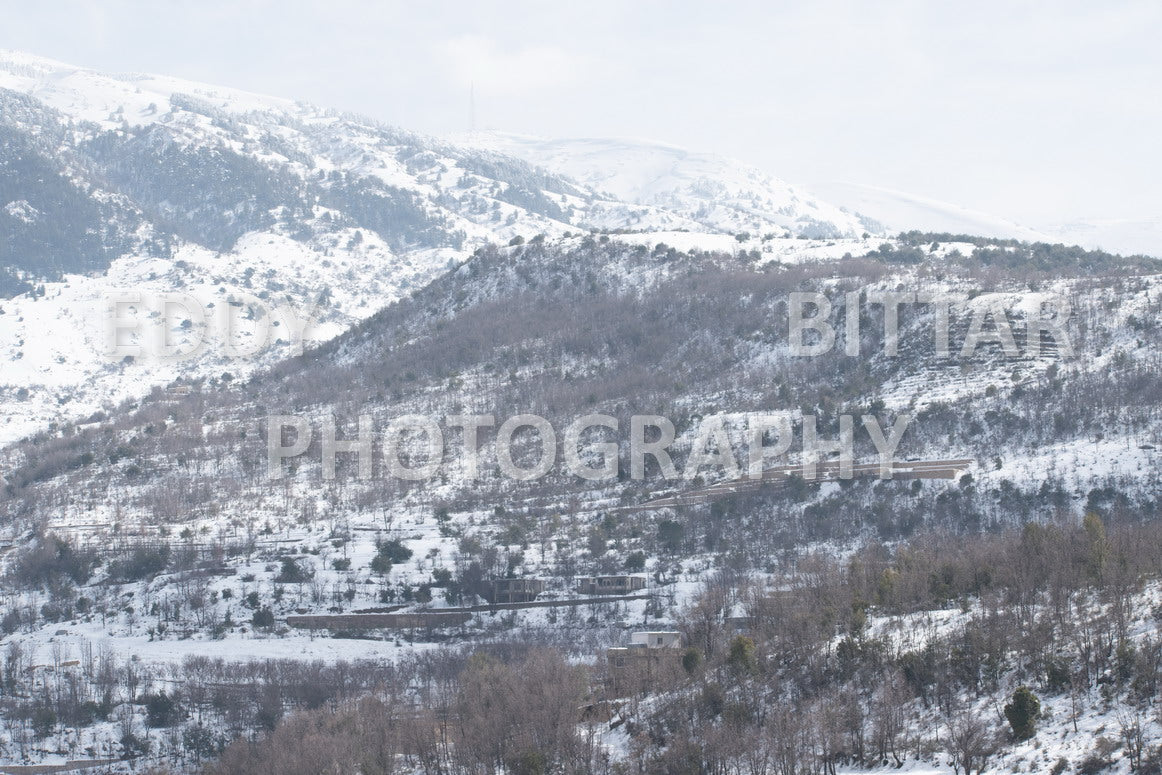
3 0 1158 226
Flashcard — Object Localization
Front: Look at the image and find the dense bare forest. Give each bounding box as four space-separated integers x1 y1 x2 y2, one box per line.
29 516 1146 775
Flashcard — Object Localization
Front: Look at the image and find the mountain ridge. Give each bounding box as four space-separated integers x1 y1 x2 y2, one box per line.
456 129 882 239
0 49 893 445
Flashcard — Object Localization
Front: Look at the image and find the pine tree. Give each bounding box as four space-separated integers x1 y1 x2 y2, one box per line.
1004 686 1041 740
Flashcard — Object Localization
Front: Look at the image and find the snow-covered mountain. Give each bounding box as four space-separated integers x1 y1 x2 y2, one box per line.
456 131 881 240
2 50 873 444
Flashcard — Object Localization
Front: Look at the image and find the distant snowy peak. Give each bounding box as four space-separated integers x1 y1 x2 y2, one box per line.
456 131 880 240
810 181 1056 245
809 181 1162 258
1048 217 1162 259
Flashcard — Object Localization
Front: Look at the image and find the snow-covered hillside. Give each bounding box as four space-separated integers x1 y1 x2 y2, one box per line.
0 230 450 444
0 217 1158 775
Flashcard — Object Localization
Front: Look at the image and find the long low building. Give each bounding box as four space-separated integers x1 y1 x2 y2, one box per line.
286 612 471 630
577 575 647 595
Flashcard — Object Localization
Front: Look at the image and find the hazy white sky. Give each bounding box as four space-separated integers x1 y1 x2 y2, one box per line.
3 0 1158 225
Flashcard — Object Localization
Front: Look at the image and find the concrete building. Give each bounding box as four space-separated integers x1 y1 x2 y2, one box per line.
487 577 545 604
606 631 684 693
577 574 647 595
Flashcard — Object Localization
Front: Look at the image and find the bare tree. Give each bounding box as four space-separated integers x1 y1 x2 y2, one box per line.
944 712 998 775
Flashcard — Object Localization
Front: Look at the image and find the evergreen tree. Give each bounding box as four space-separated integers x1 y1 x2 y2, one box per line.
1004 686 1041 740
